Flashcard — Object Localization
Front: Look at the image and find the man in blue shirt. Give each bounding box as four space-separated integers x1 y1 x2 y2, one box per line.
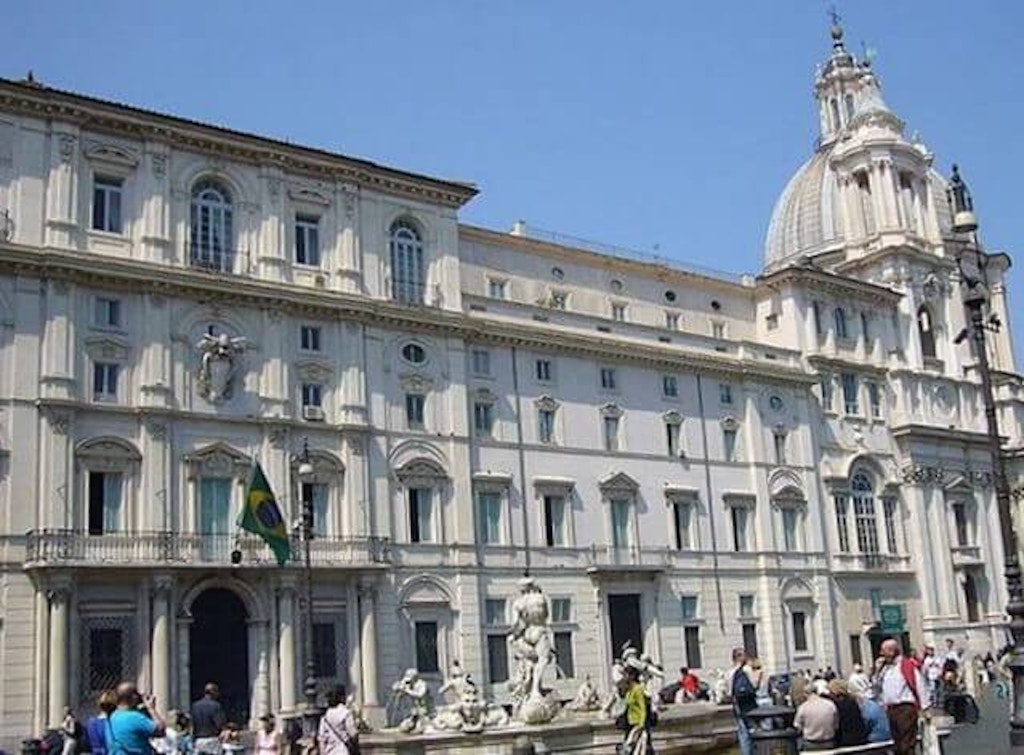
106 682 166 755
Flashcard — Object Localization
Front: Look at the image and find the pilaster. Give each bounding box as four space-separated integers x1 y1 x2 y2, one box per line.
358 579 380 709
44 127 79 248
277 575 298 713
141 142 172 263
47 576 72 726
151 574 173 715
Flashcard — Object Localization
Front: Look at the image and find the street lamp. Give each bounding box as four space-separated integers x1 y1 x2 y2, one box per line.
948 164 1024 747
296 437 322 739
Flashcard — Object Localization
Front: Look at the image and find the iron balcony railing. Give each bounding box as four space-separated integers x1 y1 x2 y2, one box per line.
186 243 251 275
24 529 391 567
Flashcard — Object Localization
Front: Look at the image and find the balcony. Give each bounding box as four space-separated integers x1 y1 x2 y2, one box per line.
832 552 913 575
187 243 250 275
24 529 391 569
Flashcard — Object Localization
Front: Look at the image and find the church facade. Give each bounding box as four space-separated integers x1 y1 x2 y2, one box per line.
0 24 1020 743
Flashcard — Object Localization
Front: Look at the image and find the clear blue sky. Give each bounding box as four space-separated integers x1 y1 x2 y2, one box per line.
4 1 1024 347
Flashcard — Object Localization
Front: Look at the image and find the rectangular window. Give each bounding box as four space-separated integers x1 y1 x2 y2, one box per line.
854 496 880 555
868 382 882 418
791 611 809 653
742 623 759 659
473 402 494 436
841 372 859 414
301 383 322 408
672 501 692 550
610 499 632 549
666 422 681 457
611 303 627 322
295 215 321 266
554 631 575 678
406 393 425 429
484 598 506 626
538 409 555 444
773 432 787 465
87 471 122 535
488 279 507 299
684 626 702 669
662 375 678 397
302 482 330 537
738 595 755 618
813 301 823 335
408 487 433 543
93 362 119 401
312 621 337 678
681 595 699 621
94 297 121 328
535 359 553 382
471 349 491 376
665 312 680 330
849 635 864 668
719 383 733 404
549 291 567 310
731 506 749 552
486 634 509 684
820 374 834 411
300 325 322 352
781 508 799 550
477 491 503 545
92 177 123 233
884 498 900 553
603 416 620 452
834 495 850 553
414 621 439 673
88 627 124 691
723 428 738 462
861 312 871 342
712 322 726 339
856 172 876 234
766 313 779 331
600 367 617 390
543 494 567 547
199 477 232 538
550 598 572 623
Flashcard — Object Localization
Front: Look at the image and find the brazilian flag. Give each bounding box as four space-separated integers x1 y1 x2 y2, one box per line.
238 462 291 566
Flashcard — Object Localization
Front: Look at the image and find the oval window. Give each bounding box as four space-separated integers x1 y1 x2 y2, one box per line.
401 343 426 364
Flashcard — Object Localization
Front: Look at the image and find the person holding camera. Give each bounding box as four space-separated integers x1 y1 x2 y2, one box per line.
106 682 167 755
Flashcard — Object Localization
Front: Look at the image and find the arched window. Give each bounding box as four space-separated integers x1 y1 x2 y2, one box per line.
390 219 425 305
844 94 856 122
918 306 937 359
834 307 849 340
851 471 879 555
829 98 841 132
190 180 234 272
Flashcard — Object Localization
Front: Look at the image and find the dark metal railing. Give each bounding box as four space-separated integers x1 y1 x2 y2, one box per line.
24 529 391 567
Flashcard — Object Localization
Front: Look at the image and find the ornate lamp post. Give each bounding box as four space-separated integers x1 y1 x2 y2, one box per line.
296 438 322 738
949 165 1024 746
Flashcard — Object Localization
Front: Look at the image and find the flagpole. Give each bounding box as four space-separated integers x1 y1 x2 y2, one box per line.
297 437 321 739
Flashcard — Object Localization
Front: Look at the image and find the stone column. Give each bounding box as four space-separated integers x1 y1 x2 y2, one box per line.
48 582 70 725
249 619 271 720
137 581 152 691
34 586 50 734
346 583 361 693
358 581 379 708
151 575 173 715
176 616 193 711
278 579 297 713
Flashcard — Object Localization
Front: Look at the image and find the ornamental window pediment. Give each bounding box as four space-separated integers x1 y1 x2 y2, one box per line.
76 437 141 472
474 387 497 405
663 410 684 426
290 449 344 484
598 471 640 494
723 492 756 509
288 184 332 207
84 141 140 170
185 443 250 481
400 373 434 393
600 402 623 419
664 485 700 506
396 459 448 487
84 336 131 362
296 359 333 384
720 415 740 432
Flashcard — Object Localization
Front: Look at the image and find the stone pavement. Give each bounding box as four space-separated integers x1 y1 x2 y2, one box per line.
944 688 1013 755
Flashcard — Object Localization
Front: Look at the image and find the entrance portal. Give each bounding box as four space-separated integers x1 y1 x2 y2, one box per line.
608 593 643 656
190 588 250 724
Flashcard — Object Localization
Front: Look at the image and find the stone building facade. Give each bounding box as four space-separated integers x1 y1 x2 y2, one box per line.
0 25 1021 744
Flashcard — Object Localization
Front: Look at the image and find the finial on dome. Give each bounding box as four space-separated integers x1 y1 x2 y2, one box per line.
948 164 979 234
828 6 844 47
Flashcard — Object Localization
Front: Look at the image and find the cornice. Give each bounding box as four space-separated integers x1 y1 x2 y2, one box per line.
458 224 752 295
757 265 902 305
0 79 478 209
806 354 890 378
889 423 998 445
0 242 814 387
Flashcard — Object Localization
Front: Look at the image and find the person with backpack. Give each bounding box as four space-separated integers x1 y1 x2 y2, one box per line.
874 639 924 755
725 648 760 755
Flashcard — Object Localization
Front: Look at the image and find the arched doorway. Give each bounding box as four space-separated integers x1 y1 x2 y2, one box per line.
190 588 249 724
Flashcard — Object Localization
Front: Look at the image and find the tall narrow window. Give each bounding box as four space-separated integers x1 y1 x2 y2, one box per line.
471 349 491 376
93 362 119 401
812 301 823 335
295 215 321 266
414 621 439 673
834 308 849 340
92 177 123 233
820 374 834 411
301 482 330 537
719 383 733 404
684 626 702 669
484 598 509 682
662 375 678 398
742 624 759 659
963 573 980 623
918 306 937 359
554 631 575 678
834 495 851 553
473 402 494 436
94 297 122 328
883 497 900 553
861 312 871 342
301 383 323 409
488 279 507 299
477 491 503 545
841 373 859 414
405 393 425 429
190 180 234 272
781 508 799 550
390 219 425 305
856 171 876 235
300 325 322 352
538 408 555 444
868 382 882 418
773 432 788 466
672 500 693 550
603 415 620 452
600 368 617 390
610 499 632 549
312 622 337 678
731 506 749 552
852 472 879 555
199 477 232 543
829 98 841 131
535 359 552 382
844 93 855 121
665 312 680 330
791 611 809 652
611 303 627 322
952 502 970 548
408 487 433 543
543 495 567 547
87 471 122 535
666 421 681 457
681 595 699 621
723 427 738 462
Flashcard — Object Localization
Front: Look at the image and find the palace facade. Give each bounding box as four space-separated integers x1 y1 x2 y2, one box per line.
0 24 1021 744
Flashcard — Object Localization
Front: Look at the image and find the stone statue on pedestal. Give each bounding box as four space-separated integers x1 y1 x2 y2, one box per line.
391 668 431 734
565 674 602 712
507 577 560 724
